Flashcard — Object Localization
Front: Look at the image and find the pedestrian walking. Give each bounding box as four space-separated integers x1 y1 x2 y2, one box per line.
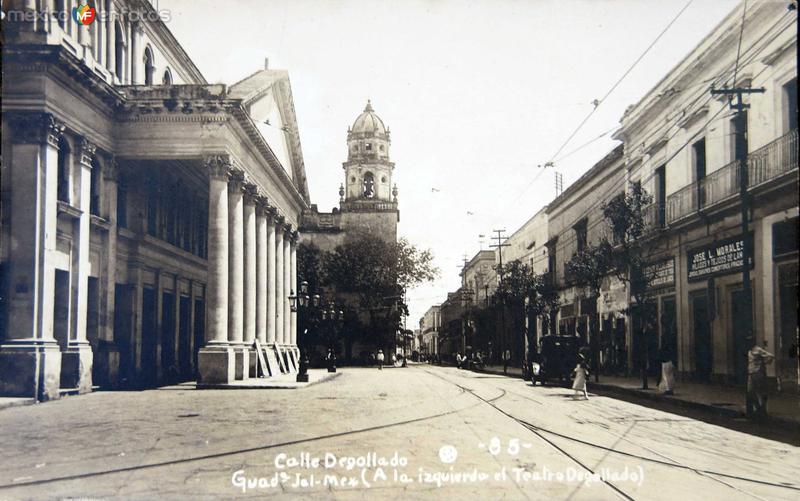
377 349 385 370
658 347 675 395
572 355 589 400
455 352 463 369
746 341 774 419
503 349 511 374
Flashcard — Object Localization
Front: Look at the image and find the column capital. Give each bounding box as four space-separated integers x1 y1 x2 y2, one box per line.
256 195 272 216
275 213 286 226
228 169 246 193
283 223 294 235
78 137 97 167
205 154 233 180
9 112 65 146
242 182 259 204
290 230 300 243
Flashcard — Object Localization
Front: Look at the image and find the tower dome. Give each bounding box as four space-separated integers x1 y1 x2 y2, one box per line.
349 100 389 138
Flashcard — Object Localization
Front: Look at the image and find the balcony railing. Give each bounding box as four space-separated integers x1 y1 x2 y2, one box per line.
665 129 798 224
749 128 798 187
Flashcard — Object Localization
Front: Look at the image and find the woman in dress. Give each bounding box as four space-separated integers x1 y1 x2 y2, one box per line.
572 355 589 400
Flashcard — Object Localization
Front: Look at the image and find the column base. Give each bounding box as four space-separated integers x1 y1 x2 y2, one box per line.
61 341 94 394
248 347 259 378
0 340 62 400
233 344 250 380
198 345 235 385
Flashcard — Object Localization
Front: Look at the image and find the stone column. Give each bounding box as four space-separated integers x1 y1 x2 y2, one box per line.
242 183 258 378
275 218 285 348
0 113 65 400
227 171 245 379
283 226 292 347
62 138 95 393
290 233 298 347
197 155 234 385
105 6 115 76
129 21 140 85
255 196 269 344
266 210 277 345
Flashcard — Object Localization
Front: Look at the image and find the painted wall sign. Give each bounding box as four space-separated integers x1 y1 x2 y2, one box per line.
644 257 675 289
688 234 753 281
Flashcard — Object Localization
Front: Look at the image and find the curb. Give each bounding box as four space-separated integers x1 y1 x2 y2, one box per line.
197 371 342 390
0 398 36 411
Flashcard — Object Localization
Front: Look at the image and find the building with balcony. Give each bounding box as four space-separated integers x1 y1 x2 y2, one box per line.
1 1 309 399
419 305 441 357
615 0 797 386
545 145 632 374
461 250 498 308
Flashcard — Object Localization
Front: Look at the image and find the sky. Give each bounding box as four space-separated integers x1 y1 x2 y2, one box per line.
158 0 740 325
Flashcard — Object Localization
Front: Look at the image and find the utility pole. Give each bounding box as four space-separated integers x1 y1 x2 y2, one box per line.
459 254 469 354
711 85 764 413
490 229 510 371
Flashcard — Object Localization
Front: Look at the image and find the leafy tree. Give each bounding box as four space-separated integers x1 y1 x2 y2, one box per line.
596 182 658 388
493 260 560 363
298 235 439 359
565 244 610 380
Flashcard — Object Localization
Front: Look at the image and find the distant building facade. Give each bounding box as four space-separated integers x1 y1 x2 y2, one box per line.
420 305 442 357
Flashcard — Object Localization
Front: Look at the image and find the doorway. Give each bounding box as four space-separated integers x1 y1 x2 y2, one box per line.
660 296 678 365
161 291 176 383
691 291 713 381
193 298 205 378
730 288 753 385
141 287 158 386
114 284 134 387
54 270 70 351
178 295 191 380
778 263 798 388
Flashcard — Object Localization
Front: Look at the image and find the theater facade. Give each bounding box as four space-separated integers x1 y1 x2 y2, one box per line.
1 1 309 399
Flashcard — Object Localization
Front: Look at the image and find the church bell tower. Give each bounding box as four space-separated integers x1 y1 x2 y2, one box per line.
341 100 397 206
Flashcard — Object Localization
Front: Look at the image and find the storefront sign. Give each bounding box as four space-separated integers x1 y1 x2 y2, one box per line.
644 258 674 289
688 234 753 281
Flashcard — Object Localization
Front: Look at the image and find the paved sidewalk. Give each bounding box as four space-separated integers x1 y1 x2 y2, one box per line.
467 363 800 429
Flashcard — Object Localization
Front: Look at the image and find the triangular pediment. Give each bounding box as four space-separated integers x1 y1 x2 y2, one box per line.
229 69 310 203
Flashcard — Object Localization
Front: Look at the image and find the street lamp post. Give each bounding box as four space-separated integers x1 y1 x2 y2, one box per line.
290 281 315 383
321 302 344 372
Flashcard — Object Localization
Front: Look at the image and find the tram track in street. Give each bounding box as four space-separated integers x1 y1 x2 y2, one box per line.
423 367 800 500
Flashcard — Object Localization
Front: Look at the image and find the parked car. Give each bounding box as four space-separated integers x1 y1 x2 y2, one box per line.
529 335 579 386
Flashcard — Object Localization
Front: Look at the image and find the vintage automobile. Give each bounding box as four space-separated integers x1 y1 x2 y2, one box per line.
529 335 579 386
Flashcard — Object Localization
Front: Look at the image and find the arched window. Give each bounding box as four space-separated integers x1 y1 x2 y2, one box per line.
57 137 71 203
162 68 173 85
143 47 155 85
114 22 125 82
362 172 375 199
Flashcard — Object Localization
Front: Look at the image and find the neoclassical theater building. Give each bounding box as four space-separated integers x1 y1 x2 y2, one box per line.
1 0 309 399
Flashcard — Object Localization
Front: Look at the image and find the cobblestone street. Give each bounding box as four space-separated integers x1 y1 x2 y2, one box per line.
0 366 797 500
